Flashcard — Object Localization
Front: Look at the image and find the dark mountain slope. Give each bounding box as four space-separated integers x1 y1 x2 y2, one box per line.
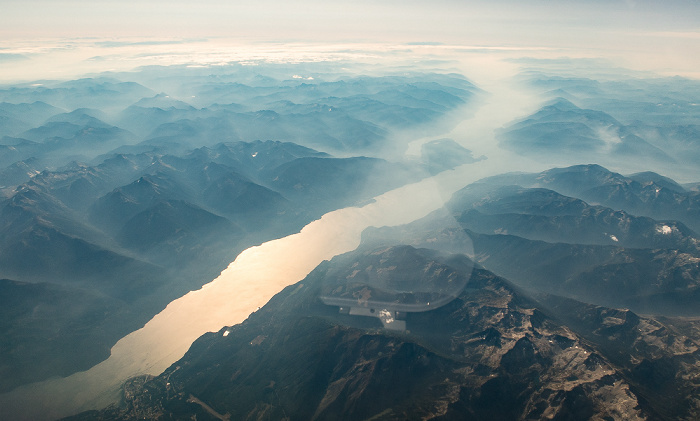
466 231 700 316
0 139 44 168
0 220 165 300
70 245 651 421
0 279 127 392
451 184 700 251
268 156 420 217
446 181 700 315
363 205 700 316
629 171 686 193
117 199 242 265
480 164 700 233
201 171 290 221
0 157 43 187
90 173 192 228
539 295 700 420
185 140 328 183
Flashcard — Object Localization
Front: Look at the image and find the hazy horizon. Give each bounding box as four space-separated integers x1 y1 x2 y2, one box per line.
2 0 700 82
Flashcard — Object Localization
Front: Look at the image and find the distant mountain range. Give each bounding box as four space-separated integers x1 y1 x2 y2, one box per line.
498 98 674 162
512 71 700 167
0 71 479 164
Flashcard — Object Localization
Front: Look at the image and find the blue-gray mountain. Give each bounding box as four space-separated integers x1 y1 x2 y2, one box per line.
0 139 425 392
513 69 700 166
498 98 673 162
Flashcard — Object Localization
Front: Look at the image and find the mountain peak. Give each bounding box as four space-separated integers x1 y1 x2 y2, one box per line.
546 96 580 111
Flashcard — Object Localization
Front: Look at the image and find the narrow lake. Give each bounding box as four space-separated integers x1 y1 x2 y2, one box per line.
0 69 548 421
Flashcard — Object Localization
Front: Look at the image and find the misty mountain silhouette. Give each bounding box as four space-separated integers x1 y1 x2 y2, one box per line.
499 98 674 161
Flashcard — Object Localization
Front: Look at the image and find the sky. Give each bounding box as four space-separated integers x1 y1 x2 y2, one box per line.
3 0 700 45
1 0 700 80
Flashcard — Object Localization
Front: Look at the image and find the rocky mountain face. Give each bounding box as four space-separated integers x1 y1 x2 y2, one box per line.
538 295 700 420
445 166 700 316
453 183 698 250
66 245 700 420
476 165 700 235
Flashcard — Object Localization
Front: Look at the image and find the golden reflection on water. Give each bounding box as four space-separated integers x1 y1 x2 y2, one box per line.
1 156 536 421
0 58 550 420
